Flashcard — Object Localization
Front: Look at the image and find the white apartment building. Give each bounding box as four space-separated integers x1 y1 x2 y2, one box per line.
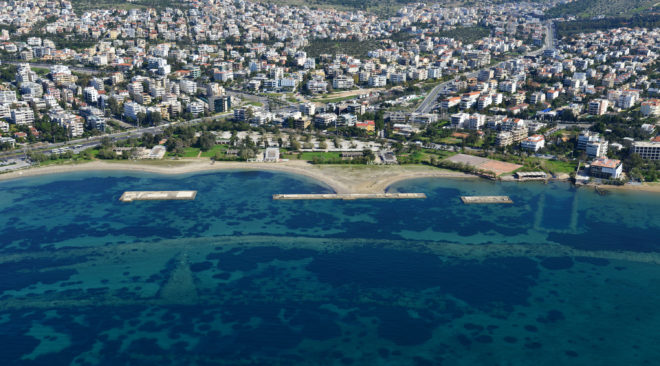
187 101 205 116
180 79 197 95
333 75 354 89
586 140 608 158
124 102 146 121
368 75 387 87
451 113 469 129
521 135 545 152
11 108 34 125
641 100 660 116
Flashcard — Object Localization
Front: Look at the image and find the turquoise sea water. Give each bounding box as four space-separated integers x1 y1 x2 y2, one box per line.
0 170 659 365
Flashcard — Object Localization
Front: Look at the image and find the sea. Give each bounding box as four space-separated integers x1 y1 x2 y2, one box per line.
0 170 659 365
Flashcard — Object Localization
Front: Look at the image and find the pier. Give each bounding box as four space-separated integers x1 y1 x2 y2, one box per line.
119 191 197 202
273 193 427 200
461 196 513 204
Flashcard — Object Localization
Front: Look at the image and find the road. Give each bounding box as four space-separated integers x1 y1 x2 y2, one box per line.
0 111 233 161
415 21 555 114
3 61 103 75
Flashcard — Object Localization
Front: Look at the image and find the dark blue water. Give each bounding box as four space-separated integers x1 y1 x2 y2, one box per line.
0 171 659 365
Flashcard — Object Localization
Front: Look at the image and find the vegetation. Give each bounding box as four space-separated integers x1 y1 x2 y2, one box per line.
545 0 659 19
392 25 491 44
71 0 187 12
304 38 383 58
555 15 660 37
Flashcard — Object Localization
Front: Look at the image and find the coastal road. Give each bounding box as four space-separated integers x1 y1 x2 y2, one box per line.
415 21 555 114
0 111 233 161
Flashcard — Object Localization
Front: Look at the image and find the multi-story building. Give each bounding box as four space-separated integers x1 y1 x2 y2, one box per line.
314 113 337 128
187 101 205 116
521 134 545 152
632 141 660 160
211 96 231 113
589 158 622 179
11 108 35 125
368 75 387 87
496 131 514 147
467 114 485 130
588 99 609 115
586 140 608 158
124 101 146 121
299 103 316 116
333 75 354 89
451 113 469 129
641 100 660 116
577 131 601 150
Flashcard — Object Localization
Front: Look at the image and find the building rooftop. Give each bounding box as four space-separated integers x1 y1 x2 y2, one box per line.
591 157 621 169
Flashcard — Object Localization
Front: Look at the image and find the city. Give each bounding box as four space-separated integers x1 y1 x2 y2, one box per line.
0 0 657 187
0 1 659 365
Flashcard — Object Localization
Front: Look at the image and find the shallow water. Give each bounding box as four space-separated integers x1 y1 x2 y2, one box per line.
0 171 659 365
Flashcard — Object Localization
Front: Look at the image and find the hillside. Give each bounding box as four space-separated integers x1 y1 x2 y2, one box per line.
545 0 660 18
71 0 185 12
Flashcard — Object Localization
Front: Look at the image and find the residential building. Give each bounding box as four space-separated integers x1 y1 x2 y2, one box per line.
588 99 609 115
521 135 545 151
11 108 34 125
632 141 660 160
586 140 608 158
641 100 660 116
496 131 513 147
124 102 146 121
589 158 622 179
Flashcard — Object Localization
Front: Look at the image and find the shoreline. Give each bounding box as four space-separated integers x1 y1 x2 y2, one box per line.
0 159 477 194
3 159 660 194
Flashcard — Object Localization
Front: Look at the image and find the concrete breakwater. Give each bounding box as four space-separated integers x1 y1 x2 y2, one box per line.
273 193 427 200
460 196 513 204
120 191 198 202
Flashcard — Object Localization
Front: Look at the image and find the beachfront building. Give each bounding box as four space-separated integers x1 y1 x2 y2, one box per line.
632 141 660 160
589 158 622 179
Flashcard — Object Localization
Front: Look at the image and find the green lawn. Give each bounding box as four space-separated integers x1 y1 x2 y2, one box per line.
541 159 578 175
182 147 201 158
200 144 229 158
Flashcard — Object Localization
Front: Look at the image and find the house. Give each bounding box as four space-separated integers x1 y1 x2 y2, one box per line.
589 158 622 179
356 120 375 132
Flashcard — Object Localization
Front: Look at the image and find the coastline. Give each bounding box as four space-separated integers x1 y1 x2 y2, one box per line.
592 182 660 194
0 159 476 194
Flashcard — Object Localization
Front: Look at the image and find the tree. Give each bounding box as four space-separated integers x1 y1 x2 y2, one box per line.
363 148 375 162
100 136 113 149
198 131 215 151
97 148 117 159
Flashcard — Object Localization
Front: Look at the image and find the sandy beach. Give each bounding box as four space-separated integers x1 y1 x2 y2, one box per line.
0 159 476 193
